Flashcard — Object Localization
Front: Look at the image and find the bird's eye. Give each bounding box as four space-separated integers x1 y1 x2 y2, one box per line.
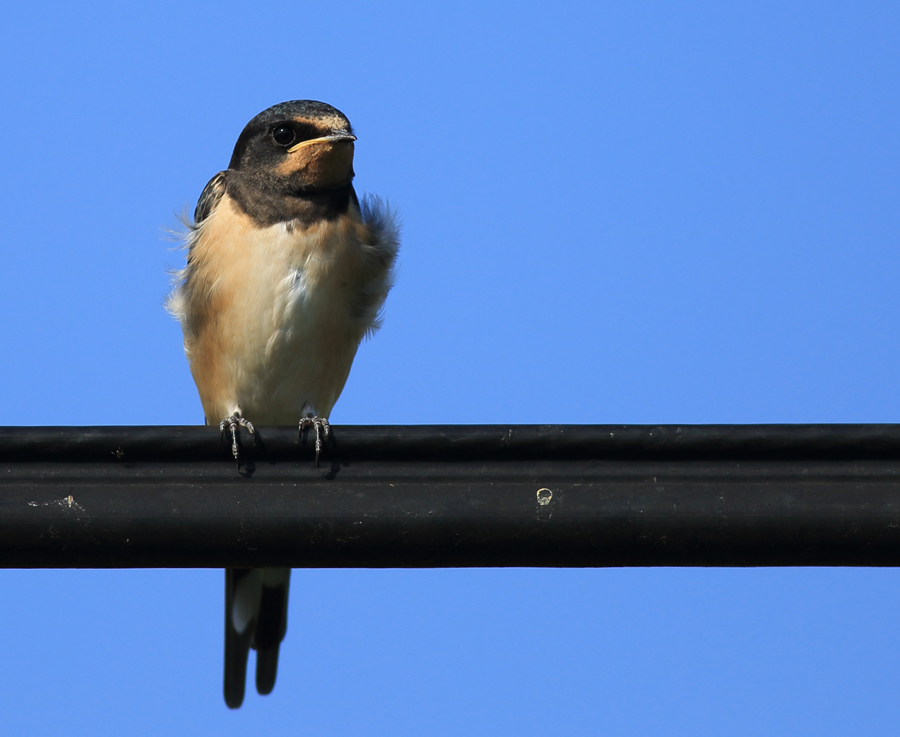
272 125 296 146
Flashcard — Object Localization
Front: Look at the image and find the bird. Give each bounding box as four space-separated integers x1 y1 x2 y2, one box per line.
166 100 400 708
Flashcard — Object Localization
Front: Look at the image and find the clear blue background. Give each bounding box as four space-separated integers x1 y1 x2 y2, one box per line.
1 1 898 734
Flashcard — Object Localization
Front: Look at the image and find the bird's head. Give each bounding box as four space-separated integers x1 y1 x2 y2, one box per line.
228 100 356 194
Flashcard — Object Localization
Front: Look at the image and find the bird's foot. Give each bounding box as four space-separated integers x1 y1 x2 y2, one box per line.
299 416 330 467
219 416 257 469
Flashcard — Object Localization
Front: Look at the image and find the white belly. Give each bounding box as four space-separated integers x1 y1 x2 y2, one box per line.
229 222 367 423
169 192 398 426
180 198 372 423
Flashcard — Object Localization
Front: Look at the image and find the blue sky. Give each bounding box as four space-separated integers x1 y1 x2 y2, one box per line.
1 1 899 734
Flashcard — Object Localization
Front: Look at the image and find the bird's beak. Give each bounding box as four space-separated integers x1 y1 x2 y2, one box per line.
287 133 357 153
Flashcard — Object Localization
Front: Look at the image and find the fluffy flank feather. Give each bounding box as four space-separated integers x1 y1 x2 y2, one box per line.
166 171 228 329
164 220 199 326
358 194 401 337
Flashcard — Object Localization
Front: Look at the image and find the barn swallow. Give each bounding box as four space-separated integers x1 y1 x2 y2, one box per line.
167 100 400 708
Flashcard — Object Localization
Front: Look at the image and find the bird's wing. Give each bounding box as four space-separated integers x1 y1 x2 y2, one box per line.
193 170 227 225
165 171 228 336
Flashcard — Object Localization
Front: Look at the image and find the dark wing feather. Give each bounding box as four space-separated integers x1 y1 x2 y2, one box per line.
254 577 289 695
223 568 253 709
166 172 228 338
194 171 227 225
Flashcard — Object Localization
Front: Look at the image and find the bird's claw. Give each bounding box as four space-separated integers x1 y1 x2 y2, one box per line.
219 416 257 469
299 417 330 467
